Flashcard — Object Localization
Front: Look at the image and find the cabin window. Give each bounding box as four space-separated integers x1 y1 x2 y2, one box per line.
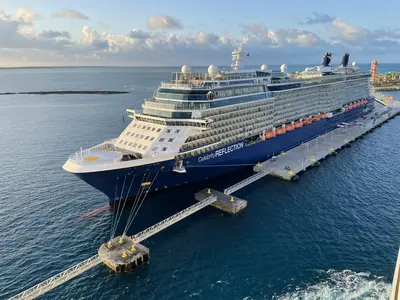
156 128 161 132
152 147 158 152
175 129 180 133
126 132 131 136
168 138 174 142
166 129 171 133
145 136 150 140
143 146 148 150
147 126 151 130
140 135 144 139
161 147 167 151
159 138 165 142
150 137 155 141
138 145 142 149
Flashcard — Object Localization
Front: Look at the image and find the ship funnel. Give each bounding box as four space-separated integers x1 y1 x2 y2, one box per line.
341 53 349 67
321 52 332 67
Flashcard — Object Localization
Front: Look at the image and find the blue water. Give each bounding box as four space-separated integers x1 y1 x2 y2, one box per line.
0 65 399 300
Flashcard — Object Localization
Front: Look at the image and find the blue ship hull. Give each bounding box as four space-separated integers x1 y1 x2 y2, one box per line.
75 101 373 201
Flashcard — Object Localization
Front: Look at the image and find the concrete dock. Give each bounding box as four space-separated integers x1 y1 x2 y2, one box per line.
195 188 247 214
98 235 149 273
253 106 399 181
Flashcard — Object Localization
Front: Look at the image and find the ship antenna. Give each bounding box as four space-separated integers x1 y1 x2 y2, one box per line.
231 42 249 71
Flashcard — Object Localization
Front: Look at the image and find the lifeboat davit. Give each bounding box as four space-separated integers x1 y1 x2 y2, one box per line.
264 130 276 139
275 126 286 135
294 120 303 128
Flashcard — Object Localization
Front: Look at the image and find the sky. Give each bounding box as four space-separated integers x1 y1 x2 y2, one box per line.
1 0 400 67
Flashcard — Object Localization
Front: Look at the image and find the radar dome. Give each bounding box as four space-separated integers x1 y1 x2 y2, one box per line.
352 61 357 67
280 64 287 72
208 64 218 75
261 64 268 71
181 65 191 73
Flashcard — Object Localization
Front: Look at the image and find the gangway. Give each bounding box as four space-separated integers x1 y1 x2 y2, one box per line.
223 168 271 195
9 255 102 300
131 195 217 243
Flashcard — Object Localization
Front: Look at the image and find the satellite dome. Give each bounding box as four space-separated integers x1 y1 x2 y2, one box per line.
280 64 287 72
261 64 268 71
352 61 357 67
181 65 191 73
208 64 218 75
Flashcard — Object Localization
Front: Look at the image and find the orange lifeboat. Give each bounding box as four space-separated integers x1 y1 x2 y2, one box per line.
294 120 303 128
314 114 321 121
303 117 312 125
320 113 327 119
275 126 286 135
286 123 295 131
348 104 354 109
264 130 276 139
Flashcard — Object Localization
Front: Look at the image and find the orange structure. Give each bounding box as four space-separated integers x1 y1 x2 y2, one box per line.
371 60 378 79
286 122 295 131
294 120 303 128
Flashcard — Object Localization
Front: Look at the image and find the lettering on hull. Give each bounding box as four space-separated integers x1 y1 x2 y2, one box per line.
198 142 245 163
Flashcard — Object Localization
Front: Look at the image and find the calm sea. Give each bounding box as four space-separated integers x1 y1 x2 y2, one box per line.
0 64 399 300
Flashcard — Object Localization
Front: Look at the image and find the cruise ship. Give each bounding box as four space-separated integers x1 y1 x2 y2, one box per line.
63 47 374 202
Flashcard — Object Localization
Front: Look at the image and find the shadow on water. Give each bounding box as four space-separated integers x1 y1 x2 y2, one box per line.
111 166 256 237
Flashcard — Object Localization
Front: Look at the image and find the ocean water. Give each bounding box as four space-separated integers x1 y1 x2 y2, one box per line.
0 65 399 300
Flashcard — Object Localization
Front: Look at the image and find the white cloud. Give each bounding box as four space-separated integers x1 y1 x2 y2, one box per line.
14 8 37 23
39 30 71 39
147 15 183 30
1 8 400 66
300 13 334 25
53 9 89 20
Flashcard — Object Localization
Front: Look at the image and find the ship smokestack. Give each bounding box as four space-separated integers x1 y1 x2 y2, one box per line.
322 52 332 67
341 53 349 67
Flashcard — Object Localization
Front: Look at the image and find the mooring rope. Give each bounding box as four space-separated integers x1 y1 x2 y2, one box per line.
122 172 149 235
109 177 119 239
111 173 136 238
111 175 127 238
123 169 160 236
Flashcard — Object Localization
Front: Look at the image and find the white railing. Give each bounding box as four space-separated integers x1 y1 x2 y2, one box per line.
223 168 272 195
68 141 124 164
131 195 217 243
9 255 102 300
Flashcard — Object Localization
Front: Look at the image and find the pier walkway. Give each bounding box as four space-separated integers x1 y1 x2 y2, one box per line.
9 255 102 300
130 195 217 243
9 195 217 300
253 105 399 181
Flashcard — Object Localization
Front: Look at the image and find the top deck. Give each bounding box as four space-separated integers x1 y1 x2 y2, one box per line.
160 70 371 90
